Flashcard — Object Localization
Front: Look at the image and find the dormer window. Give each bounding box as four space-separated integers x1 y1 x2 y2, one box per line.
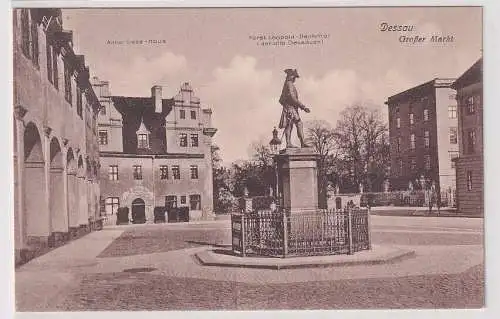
136 117 150 149
138 134 148 149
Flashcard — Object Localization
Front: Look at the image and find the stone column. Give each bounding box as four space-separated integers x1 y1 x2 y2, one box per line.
49 166 67 233
67 171 80 236
13 110 26 260
77 176 88 227
43 126 53 242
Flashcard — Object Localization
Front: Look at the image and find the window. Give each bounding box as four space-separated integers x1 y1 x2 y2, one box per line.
21 10 30 57
172 165 180 180
448 105 457 119
449 127 458 144
64 62 72 104
424 155 431 170
179 109 186 119
165 195 177 209
108 165 118 180
190 110 197 119
449 151 459 168
423 109 429 122
396 137 401 153
133 165 143 180
466 130 476 154
76 87 83 118
98 131 108 145
30 18 39 66
191 134 199 147
467 171 473 191
160 165 168 179
466 96 475 114
180 195 187 205
100 105 106 115
189 194 201 210
410 158 417 171
105 197 120 215
179 133 188 147
190 165 199 179
424 131 430 148
396 117 400 129
409 113 414 125
410 134 416 150
137 133 148 149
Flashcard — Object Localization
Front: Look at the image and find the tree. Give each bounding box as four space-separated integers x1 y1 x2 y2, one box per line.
305 120 338 208
212 144 234 214
333 105 389 193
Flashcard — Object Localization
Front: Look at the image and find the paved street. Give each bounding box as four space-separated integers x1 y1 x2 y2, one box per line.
16 215 484 311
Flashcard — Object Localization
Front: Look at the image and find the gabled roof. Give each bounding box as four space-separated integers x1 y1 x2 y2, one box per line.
110 96 175 154
451 58 482 90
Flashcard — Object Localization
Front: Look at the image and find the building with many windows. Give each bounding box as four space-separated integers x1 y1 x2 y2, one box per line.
13 9 101 264
452 58 483 215
92 79 217 223
386 78 459 197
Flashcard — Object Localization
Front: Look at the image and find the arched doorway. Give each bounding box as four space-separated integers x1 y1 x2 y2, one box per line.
131 198 146 224
49 137 66 236
77 155 88 226
66 148 79 230
23 122 48 241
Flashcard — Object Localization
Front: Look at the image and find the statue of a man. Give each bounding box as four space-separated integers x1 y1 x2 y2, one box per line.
279 68 310 148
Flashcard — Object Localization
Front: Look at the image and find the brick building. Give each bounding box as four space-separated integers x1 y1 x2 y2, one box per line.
92 79 217 223
386 79 459 196
451 58 483 215
13 9 101 263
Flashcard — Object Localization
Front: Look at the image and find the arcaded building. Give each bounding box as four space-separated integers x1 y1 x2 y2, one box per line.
93 79 217 223
13 9 101 263
386 78 459 196
452 58 483 215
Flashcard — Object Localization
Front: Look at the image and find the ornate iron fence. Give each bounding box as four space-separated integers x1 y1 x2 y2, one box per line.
231 208 371 258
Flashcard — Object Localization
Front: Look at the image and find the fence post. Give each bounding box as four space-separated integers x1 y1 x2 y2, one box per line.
282 212 288 258
241 214 246 257
347 208 353 255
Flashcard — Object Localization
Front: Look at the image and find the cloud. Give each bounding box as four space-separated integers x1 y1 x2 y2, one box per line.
94 51 189 96
200 56 280 162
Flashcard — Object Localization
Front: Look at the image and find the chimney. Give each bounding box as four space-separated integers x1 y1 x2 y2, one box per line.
151 85 162 113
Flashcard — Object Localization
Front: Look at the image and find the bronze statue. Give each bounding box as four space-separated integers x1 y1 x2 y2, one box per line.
278 68 310 148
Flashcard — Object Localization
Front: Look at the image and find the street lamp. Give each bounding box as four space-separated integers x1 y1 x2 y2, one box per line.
269 127 282 206
269 127 282 155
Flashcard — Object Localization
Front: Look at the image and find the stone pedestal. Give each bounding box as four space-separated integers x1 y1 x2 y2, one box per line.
276 147 320 214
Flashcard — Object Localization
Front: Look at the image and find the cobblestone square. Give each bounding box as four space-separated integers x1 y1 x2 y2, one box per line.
15 216 484 311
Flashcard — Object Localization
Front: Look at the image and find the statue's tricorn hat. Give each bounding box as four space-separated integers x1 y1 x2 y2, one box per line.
284 68 300 78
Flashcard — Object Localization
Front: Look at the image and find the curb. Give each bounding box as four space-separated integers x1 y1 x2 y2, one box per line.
194 247 416 270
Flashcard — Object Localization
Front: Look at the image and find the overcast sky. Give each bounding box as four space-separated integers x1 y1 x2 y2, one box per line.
62 7 482 163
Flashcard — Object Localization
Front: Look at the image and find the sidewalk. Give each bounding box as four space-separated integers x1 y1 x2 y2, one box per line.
369 206 482 218
15 228 124 311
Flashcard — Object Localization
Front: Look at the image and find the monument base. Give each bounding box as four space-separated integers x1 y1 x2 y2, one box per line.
277 147 320 214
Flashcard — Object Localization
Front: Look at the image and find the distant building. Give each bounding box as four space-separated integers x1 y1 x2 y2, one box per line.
92 79 217 223
386 79 459 195
451 58 483 215
13 9 101 263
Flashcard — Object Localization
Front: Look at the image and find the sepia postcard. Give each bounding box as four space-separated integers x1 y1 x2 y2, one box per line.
10 4 489 315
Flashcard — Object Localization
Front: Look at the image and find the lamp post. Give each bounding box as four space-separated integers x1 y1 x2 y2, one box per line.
269 127 282 206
